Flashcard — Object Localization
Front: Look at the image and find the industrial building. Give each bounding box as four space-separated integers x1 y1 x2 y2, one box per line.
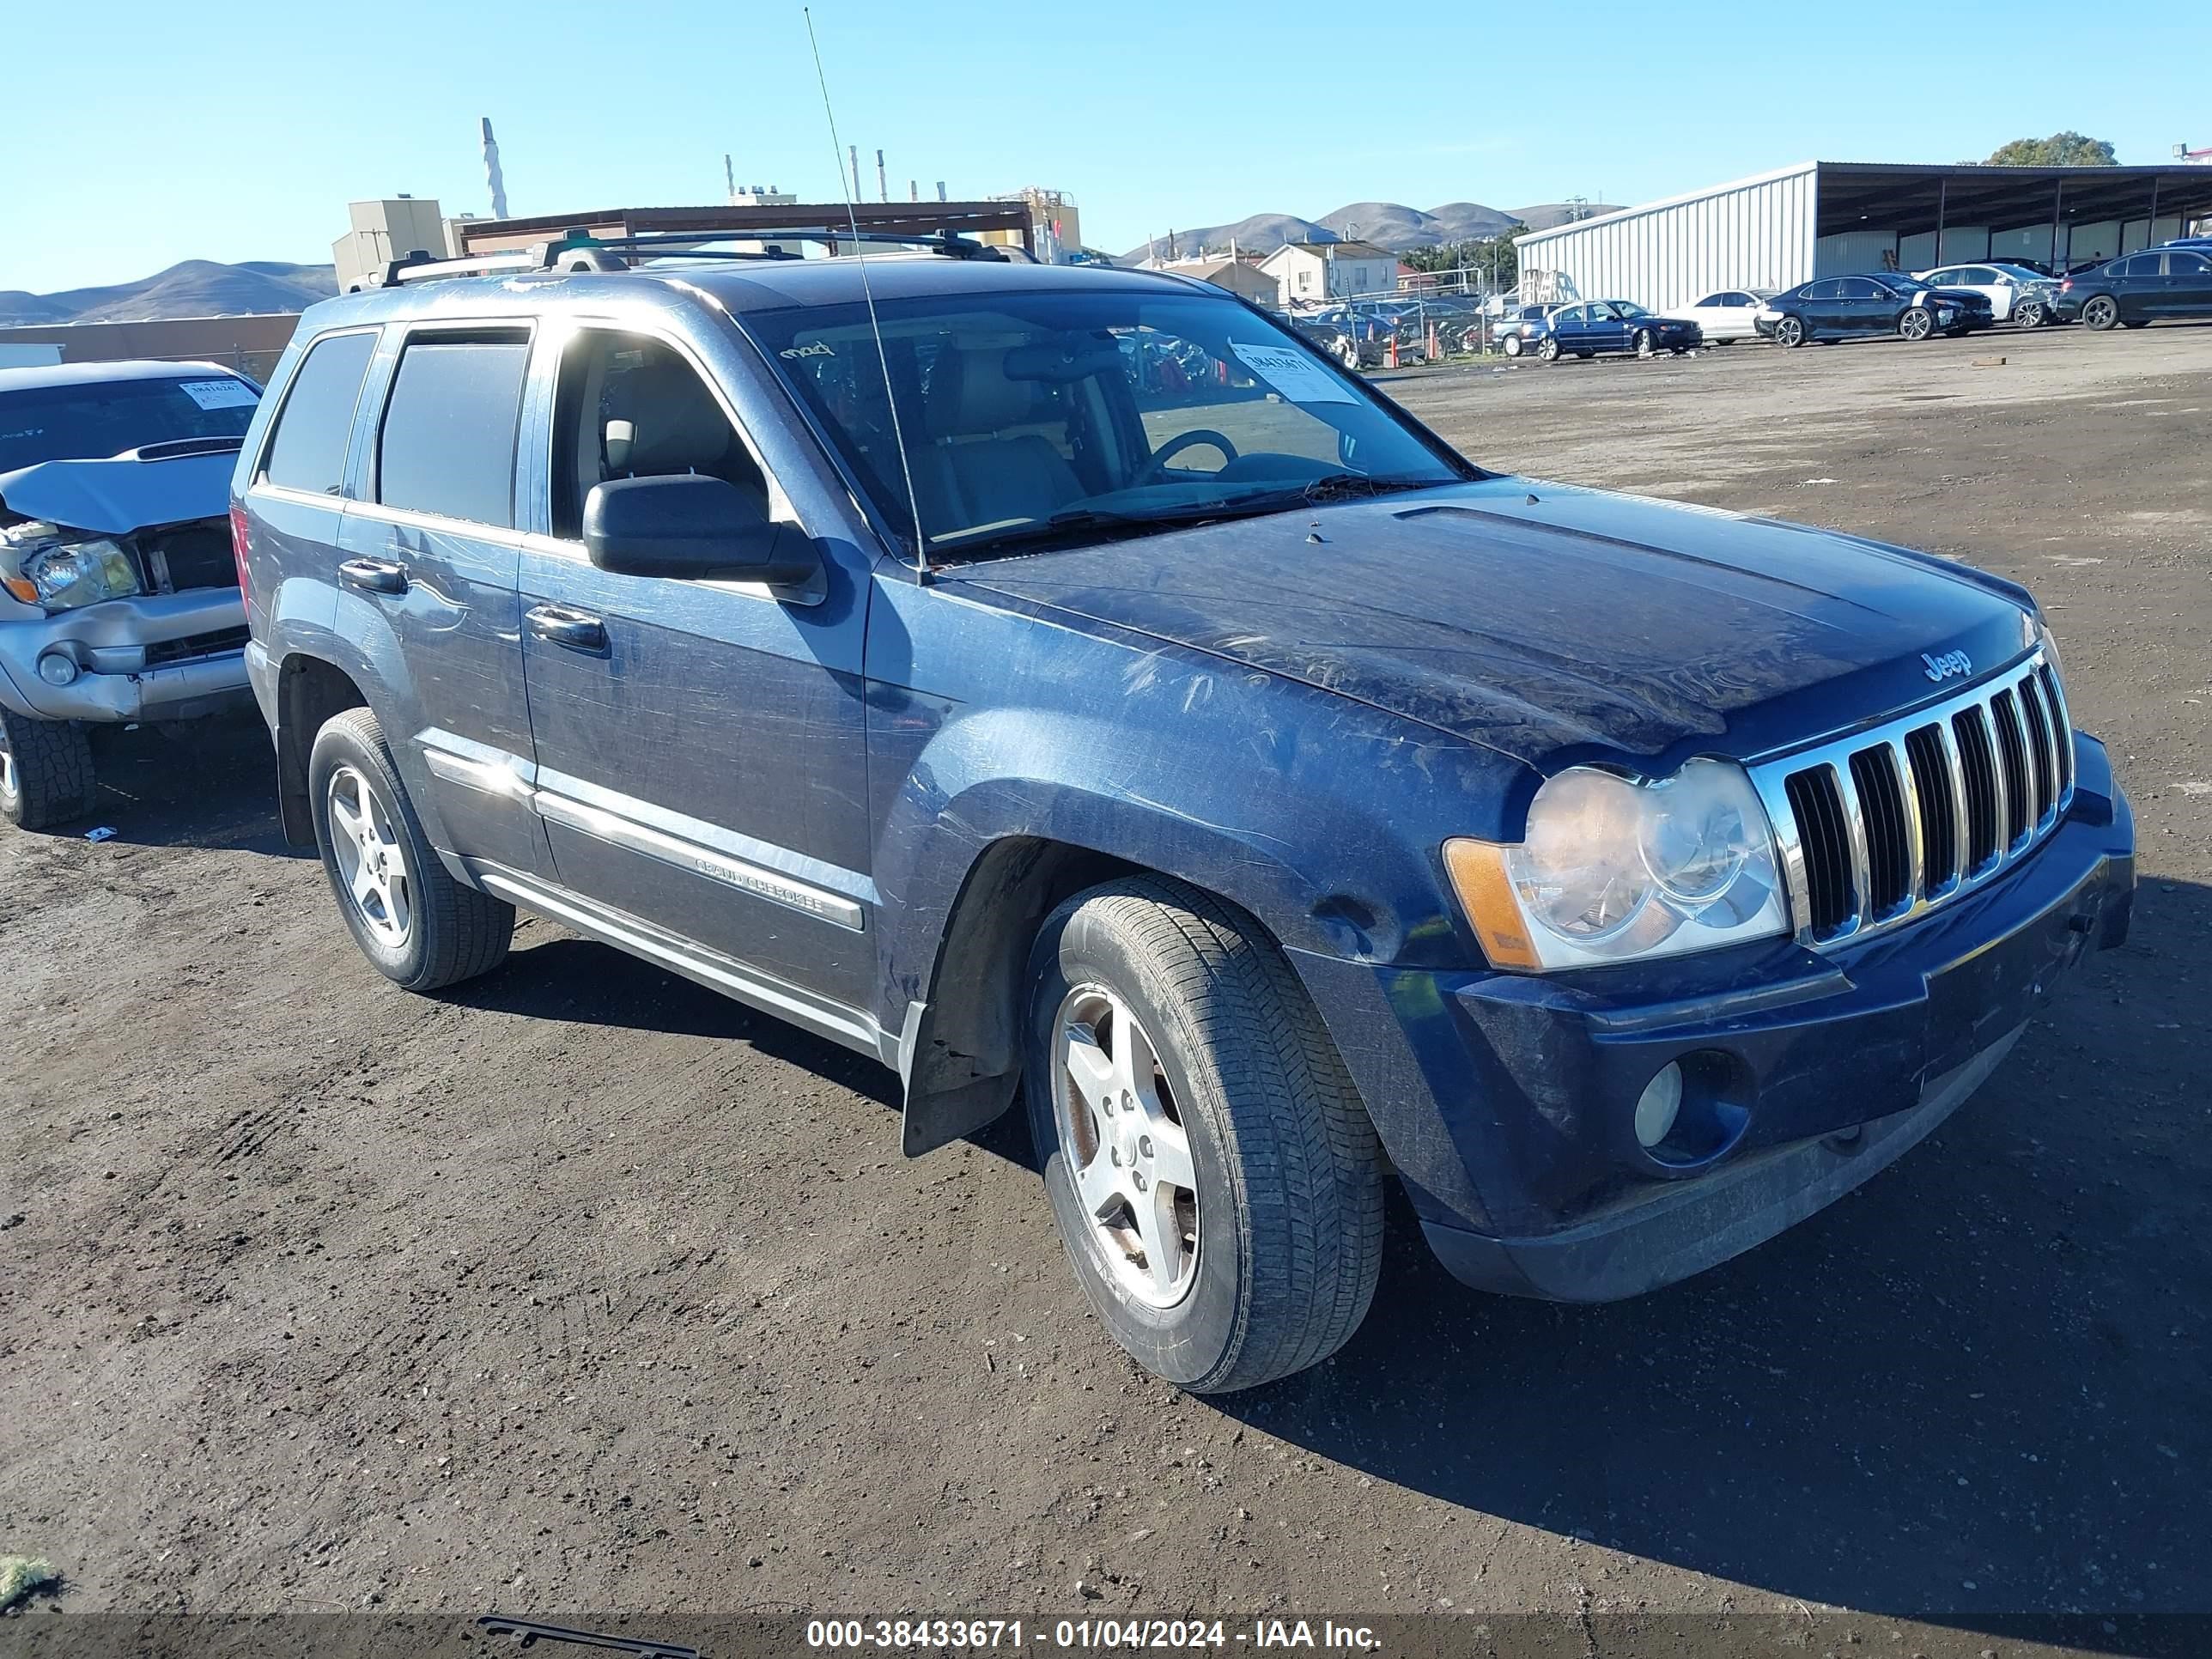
1514 160 2212 310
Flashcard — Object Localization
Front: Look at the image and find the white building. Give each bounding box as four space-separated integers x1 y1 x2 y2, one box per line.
1513 161 2212 312
1259 240 1398 307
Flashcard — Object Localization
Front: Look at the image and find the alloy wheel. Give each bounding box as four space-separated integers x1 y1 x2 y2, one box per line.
1776 317 1803 348
2084 296 2118 331
1053 983 1200 1309
326 763 413 947
1634 329 1655 357
0 721 15 803
1899 307 1933 341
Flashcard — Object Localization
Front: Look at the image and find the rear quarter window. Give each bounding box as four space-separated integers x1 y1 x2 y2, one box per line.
375 335 530 529
262 331 378 495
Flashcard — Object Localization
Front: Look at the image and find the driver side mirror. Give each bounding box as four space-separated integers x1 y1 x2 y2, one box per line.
583 474 820 586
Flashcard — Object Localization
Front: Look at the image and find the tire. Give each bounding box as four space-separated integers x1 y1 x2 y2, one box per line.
1502 333 1523 357
1023 876 1385 1394
2014 301 2045 329
1536 336 1561 362
1335 339 1360 370
2082 295 2120 331
1633 328 1656 358
1898 306 1936 342
2122 319 2150 330
308 706 514 992
0 709 95 830
1773 315 1806 348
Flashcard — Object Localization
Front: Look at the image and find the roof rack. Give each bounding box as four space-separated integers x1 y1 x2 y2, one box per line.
369 227 1009 289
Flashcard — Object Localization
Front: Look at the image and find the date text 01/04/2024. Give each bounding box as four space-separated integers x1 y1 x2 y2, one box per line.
804 1620 1382 1650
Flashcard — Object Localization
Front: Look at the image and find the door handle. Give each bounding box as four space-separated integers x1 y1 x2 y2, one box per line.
338 557 409 597
525 603 608 654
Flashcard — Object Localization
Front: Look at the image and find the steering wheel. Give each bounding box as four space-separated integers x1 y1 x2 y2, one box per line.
1143 428 1240 482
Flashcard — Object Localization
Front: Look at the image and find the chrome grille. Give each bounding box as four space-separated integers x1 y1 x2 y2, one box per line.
1751 648 2072 947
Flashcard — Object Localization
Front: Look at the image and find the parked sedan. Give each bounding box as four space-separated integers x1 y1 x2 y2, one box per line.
1910 263 2055 323
2051 247 2212 331
1488 303 1566 357
1753 274 1995 347
1533 301 1701 362
1660 289 1778 343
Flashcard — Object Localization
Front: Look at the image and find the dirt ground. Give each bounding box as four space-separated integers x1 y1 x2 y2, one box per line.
3 321 2206 1654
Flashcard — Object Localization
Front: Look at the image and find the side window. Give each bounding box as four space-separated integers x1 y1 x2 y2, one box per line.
1696 294 1721 307
1803 281 1840 301
551 332 769 541
261 331 376 496
376 334 530 529
2116 254 2154 277
2172 252 2212 274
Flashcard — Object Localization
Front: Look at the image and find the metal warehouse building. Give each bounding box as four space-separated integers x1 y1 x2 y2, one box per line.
1515 160 2212 309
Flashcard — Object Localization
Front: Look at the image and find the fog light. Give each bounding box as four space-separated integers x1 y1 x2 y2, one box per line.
35 652 78 687
1635 1062 1684 1149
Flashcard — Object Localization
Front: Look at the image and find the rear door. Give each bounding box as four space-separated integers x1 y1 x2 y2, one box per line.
1799 280 1844 335
2110 253 2160 320
514 323 875 1010
1838 277 1889 334
337 325 544 875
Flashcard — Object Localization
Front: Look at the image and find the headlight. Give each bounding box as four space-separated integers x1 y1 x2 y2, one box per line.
15 538 143 611
1443 760 1790 970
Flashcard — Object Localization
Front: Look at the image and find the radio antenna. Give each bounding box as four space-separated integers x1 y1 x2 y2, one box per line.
805 8 930 580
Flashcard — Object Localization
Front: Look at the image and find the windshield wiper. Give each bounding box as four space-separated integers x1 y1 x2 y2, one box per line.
933 477 1452 560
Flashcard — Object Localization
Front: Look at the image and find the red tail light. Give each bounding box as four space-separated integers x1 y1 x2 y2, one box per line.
2059 278 2073 292
229 502 252 604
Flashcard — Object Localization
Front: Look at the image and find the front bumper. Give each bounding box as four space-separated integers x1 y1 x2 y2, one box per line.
1293 733 2135 1302
0 589 251 723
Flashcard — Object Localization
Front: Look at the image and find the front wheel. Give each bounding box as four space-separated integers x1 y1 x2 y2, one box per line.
1898 307 1936 342
1773 315 1806 348
0 708 95 830
1024 878 1385 1394
308 706 514 992
2082 295 2120 331
1633 328 1656 358
2122 319 2150 330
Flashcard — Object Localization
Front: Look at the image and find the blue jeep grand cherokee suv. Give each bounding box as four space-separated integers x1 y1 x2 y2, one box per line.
231 237 2135 1392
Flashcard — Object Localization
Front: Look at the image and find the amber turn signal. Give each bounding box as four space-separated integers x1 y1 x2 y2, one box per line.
1441 838 1541 971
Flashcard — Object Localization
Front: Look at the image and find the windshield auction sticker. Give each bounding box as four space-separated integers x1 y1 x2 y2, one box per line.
176 379 258 410
1229 343 1358 404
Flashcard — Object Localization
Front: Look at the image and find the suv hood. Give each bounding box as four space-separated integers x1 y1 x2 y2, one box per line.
951 478 2037 770
0 444 240 537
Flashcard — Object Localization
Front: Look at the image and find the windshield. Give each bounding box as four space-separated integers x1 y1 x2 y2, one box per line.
0 374 258 475
748 288 1468 556
1612 301 1652 319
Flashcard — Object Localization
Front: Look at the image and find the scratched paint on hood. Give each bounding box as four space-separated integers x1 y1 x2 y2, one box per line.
948 477 2034 769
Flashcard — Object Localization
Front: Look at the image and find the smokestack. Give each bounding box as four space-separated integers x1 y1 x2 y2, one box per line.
909 179 918 202
876 149 888 204
724 154 735 203
480 117 509 220
936 180 946 203
848 144 861 202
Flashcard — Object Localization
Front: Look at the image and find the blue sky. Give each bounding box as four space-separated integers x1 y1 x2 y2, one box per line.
9 0 2212 294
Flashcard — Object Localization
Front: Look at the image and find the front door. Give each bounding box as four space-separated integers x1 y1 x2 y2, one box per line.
337 325 544 876
2166 250 2212 315
515 325 876 1011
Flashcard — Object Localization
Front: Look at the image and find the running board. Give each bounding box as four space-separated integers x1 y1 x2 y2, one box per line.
466 860 897 1066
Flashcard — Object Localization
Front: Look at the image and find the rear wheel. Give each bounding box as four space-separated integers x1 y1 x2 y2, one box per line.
1502 333 1523 357
0 709 95 830
1536 336 1562 362
308 706 514 992
1773 315 1806 348
2014 300 2046 329
1024 877 1385 1394
2082 295 2120 331
1898 306 1936 342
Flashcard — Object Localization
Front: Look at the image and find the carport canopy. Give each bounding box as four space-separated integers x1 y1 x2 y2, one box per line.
1815 162 2212 264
